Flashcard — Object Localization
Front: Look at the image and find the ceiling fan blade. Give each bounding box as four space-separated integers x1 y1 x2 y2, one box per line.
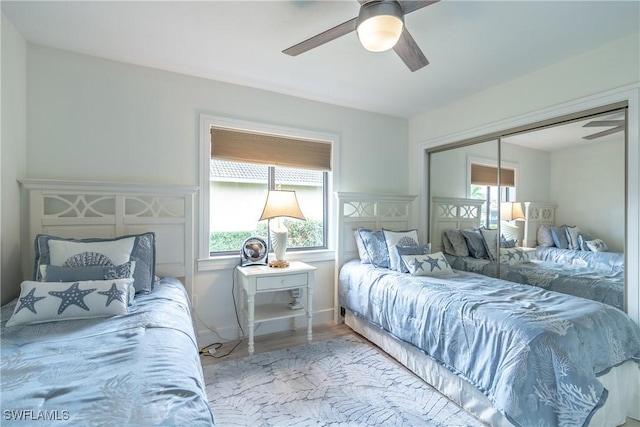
393 27 429 72
583 120 625 128
582 125 625 140
283 18 358 56
398 0 440 14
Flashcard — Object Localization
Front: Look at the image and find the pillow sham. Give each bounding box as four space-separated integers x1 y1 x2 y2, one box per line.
383 229 419 272
460 229 488 259
353 228 372 264
443 229 469 257
358 229 389 268
499 248 532 264
537 225 555 247
480 228 499 261
585 239 608 252
565 226 581 250
401 251 453 277
6 279 133 327
34 233 155 294
550 226 570 249
578 234 594 251
396 244 432 273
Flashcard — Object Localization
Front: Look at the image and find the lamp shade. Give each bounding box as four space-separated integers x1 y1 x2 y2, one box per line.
500 202 525 221
356 1 404 52
259 190 306 221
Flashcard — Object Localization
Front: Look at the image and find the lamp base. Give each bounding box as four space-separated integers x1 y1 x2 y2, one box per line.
268 260 289 268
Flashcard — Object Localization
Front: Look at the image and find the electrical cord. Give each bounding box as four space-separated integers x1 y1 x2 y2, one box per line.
199 266 245 359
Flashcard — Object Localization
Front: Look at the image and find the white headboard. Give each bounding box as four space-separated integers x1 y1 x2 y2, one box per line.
522 202 557 247
430 197 484 253
334 192 416 321
19 179 198 302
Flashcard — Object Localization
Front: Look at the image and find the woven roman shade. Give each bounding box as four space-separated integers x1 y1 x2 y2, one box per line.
211 128 332 171
471 164 515 187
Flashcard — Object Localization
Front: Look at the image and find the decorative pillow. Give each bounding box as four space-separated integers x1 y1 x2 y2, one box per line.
578 234 594 251
586 239 608 252
479 228 499 261
353 228 372 264
401 252 453 277
34 233 156 294
460 229 488 259
499 248 532 264
383 229 419 272
6 279 133 327
40 261 135 282
358 229 389 268
550 226 570 249
565 226 581 250
500 236 516 248
443 229 469 257
396 244 431 273
537 225 555 247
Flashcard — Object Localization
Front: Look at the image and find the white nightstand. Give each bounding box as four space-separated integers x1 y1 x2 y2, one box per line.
236 261 316 355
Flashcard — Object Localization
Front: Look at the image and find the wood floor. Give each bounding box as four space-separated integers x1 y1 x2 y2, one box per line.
199 322 640 427
199 321 353 366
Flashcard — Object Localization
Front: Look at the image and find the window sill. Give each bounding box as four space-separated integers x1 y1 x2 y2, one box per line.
197 249 335 272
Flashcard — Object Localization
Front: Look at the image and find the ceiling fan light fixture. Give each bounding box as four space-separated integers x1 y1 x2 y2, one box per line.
357 1 404 52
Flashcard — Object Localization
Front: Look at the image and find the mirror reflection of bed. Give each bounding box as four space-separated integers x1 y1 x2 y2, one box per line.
428 107 626 311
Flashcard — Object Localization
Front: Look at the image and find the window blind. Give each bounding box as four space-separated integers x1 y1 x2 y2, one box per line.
211 128 332 171
471 164 515 187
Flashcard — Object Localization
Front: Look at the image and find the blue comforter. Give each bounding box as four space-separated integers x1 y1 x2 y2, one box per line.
1 278 215 426
535 246 624 275
339 260 640 427
445 254 624 310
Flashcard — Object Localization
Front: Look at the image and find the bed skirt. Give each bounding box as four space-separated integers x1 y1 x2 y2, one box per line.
344 310 639 427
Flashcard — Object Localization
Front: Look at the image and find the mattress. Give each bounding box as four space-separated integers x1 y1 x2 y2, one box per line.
0 278 215 426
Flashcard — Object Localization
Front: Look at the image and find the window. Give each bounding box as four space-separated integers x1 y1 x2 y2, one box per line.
201 117 334 258
470 163 516 228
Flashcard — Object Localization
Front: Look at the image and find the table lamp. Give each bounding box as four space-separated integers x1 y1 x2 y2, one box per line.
259 189 306 268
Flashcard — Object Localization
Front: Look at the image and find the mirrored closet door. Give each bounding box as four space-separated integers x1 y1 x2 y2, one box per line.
427 105 627 311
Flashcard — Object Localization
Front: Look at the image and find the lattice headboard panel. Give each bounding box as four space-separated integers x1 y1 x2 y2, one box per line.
430 197 484 253
522 202 557 247
19 180 198 301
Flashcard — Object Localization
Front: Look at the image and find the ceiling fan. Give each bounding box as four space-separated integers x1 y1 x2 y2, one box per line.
282 0 439 72
582 118 625 140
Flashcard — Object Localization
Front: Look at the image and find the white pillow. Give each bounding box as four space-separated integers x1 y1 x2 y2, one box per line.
585 239 608 252
6 279 133 327
401 252 453 276
383 229 419 272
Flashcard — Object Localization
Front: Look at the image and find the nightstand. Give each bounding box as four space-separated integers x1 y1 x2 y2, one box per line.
236 261 316 355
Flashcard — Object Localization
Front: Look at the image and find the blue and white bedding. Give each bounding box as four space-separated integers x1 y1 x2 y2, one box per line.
535 246 624 275
338 260 640 427
0 278 215 426
446 255 624 310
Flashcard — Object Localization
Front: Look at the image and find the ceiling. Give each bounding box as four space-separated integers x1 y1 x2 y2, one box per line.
3 1 639 120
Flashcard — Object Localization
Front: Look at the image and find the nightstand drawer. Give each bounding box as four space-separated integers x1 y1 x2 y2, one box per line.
256 273 308 291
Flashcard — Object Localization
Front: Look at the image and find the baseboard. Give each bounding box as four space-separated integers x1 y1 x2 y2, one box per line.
196 308 335 347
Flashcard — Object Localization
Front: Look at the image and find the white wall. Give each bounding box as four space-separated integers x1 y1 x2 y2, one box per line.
550 138 625 252
23 44 408 342
410 33 640 324
1 13 27 304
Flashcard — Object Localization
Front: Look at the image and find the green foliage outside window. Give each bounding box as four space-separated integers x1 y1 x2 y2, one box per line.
210 218 324 253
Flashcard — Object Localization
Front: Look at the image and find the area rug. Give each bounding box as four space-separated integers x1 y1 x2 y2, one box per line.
203 335 484 426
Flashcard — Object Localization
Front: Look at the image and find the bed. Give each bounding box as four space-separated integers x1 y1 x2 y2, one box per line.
335 192 640 427
430 197 625 310
521 201 625 274
1 180 215 426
